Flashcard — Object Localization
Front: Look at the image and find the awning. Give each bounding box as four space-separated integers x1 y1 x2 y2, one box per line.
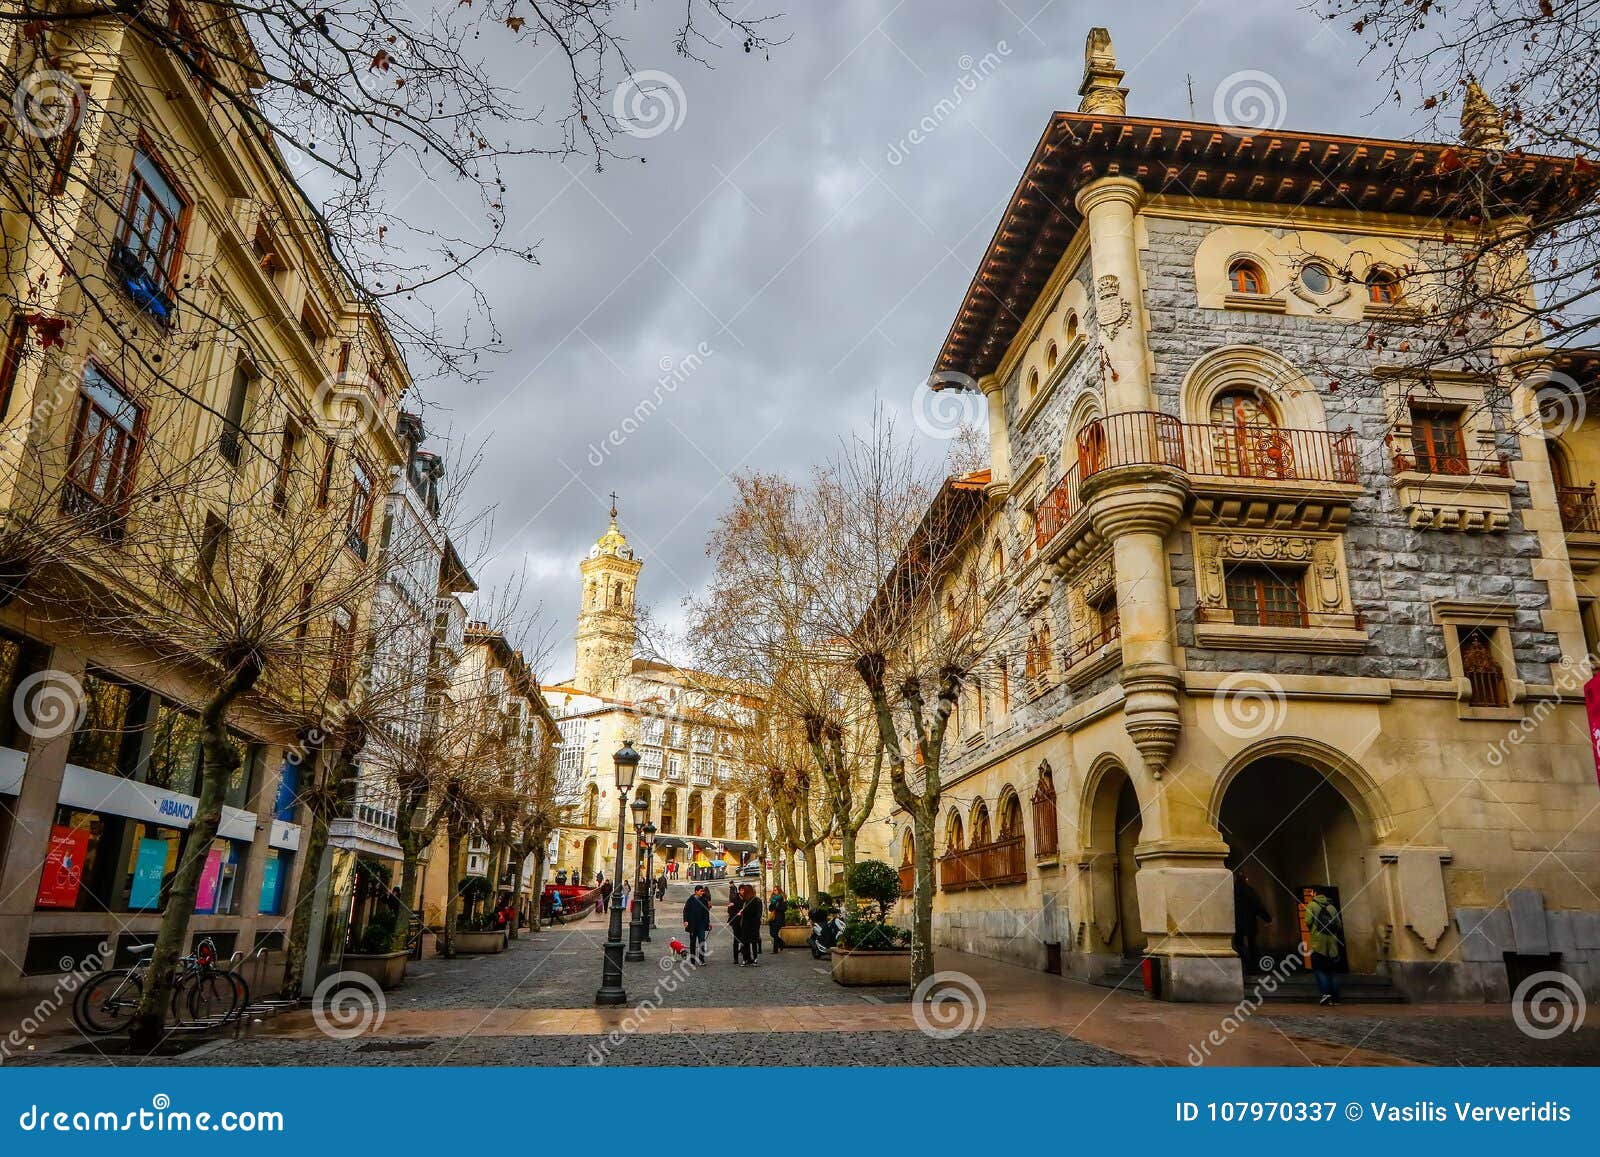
717 839 758 853
653 836 688 849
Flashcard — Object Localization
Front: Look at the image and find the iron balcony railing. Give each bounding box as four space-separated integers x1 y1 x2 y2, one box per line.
1035 414 1361 552
1558 484 1600 533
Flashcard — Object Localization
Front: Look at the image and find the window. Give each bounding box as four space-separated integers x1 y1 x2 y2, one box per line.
114 146 186 298
46 88 82 196
1209 389 1276 428
67 365 142 507
1046 341 1058 370
998 793 1023 842
219 362 251 465
346 459 373 557
294 580 315 640
1460 627 1508 707
1225 565 1305 628
1026 368 1039 401
1065 312 1079 342
0 314 28 420
299 303 326 346
1092 589 1120 642
330 606 354 696
67 672 140 778
1367 269 1401 304
316 437 335 508
259 849 292 916
1031 767 1059 858
944 809 965 853
273 420 300 512
1409 406 1468 475
969 802 991 846
169 4 217 97
1228 259 1266 295
1299 263 1333 294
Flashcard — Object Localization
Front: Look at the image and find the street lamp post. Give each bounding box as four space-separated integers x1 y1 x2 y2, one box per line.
641 822 657 935
595 740 640 1006
625 797 647 962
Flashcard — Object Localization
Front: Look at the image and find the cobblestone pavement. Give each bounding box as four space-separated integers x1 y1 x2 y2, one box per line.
1261 1014 1600 1067
180 1028 1125 1066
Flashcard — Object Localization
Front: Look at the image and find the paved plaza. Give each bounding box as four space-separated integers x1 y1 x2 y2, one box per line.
6 882 1597 1068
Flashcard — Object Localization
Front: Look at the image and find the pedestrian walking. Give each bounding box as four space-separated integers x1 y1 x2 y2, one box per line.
682 884 712 964
1304 888 1344 1006
735 884 764 966
1232 869 1272 972
767 886 787 953
550 890 564 924
656 873 668 901
599 878 613 914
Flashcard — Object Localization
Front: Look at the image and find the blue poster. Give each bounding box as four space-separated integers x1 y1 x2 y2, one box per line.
128 837 168 909
272 758 298 822
259 854 282 915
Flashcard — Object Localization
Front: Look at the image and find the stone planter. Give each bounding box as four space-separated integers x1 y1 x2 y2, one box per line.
450 929 508 955
779 925 811 948
342 950 408 990
831 946 911 986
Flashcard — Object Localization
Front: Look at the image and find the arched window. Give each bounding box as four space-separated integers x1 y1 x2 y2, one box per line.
997 792 1024 843
734 799 749 840
636 785 652 823
1031 766 1059 858
901 832 914 866
1046 341 1058 371
1026 367 1040 401
991 537 1005 579
584 783 599 827
969 800 991 846
944 808 965 853
1366 268 1401 304
1210 388 1277 428
711 793 727 838
1228 259 1266 295
660 789 678 832
1065 312 1079 342
612 581 624 606
687 791 703 836
1210 388 1291 479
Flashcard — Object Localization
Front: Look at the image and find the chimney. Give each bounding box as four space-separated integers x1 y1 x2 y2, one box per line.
1078 27 1127 115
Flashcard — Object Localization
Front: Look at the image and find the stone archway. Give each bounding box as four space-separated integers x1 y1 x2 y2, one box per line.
1216 755 1378 974
580 836 598 883
1081 758 1145 959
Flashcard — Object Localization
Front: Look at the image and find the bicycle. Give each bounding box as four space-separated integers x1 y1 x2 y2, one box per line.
73 938 248 1035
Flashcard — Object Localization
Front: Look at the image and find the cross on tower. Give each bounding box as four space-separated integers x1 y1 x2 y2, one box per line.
608 491 619 520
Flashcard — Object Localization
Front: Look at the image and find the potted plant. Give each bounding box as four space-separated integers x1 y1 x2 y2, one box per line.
779 898 812 948
449 876 507 954
830 861 913 986
342 908 409 989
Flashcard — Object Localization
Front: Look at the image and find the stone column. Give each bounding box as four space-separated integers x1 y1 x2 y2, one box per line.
979 373 1011 498
1075 176 1184 775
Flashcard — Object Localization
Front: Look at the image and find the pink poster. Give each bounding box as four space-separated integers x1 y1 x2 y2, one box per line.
195 847 224 913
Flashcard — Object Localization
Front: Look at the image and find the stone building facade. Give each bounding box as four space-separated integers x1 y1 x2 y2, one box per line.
890 30 1600 1002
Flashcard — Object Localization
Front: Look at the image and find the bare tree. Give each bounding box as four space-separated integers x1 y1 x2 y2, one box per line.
1311 2 1600 386
699 412 1022 986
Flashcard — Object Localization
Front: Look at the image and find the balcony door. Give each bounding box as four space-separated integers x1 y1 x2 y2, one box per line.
1210 389 1292 479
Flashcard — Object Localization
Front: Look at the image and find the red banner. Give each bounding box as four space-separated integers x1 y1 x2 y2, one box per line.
1585 674 1600 789
36 826 89 909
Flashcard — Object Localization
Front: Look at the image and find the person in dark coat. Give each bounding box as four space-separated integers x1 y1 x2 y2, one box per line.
734 884 764 966
681 885 711 964
766 887 787 953
1233 869 1272 971
656 873 668 901
599 878 614 916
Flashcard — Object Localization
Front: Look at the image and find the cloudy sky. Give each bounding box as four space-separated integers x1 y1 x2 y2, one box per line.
419 0 1415 677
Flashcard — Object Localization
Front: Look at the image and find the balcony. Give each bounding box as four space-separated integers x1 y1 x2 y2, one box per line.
1034 413 1364 562
1558 483 1600 574
1060 622 1121 688
898 863 914 896
1389 437 1515 531
938 835 1027 891
1193 604 1368 654
1558 484 1600 533
689 770 712 788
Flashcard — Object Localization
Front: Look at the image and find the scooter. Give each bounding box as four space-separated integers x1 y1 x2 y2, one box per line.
809 911 845 958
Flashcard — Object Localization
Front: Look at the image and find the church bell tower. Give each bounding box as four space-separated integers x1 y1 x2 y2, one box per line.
574 498 641 697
